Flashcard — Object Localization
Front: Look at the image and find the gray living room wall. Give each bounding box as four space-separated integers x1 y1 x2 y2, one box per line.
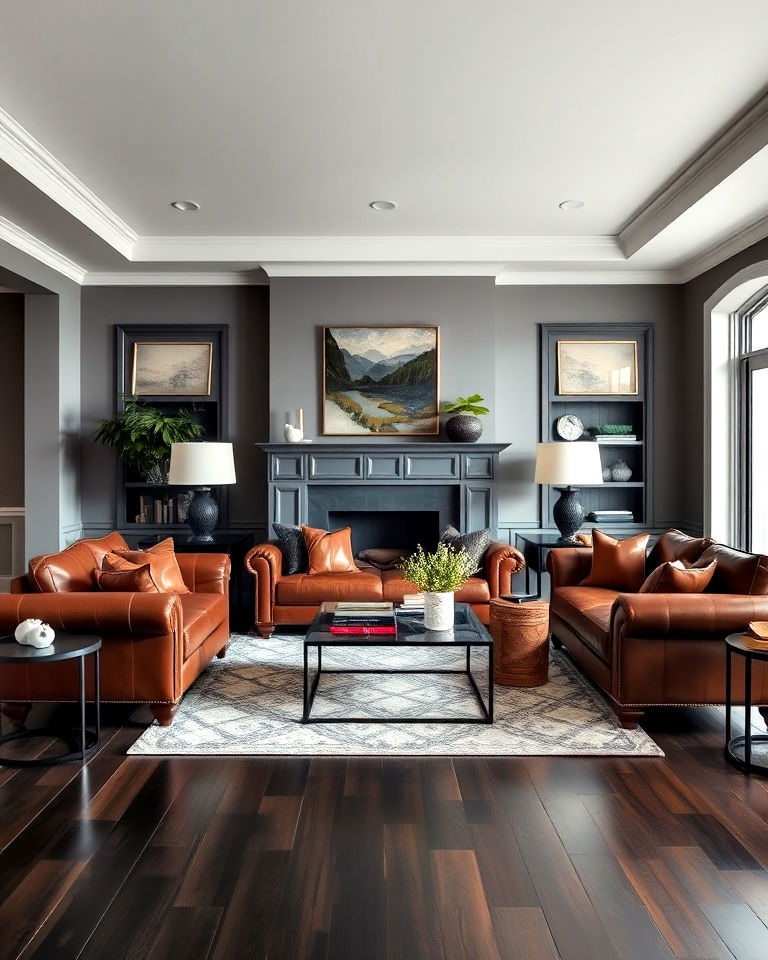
79 286 270 537
0 293 24 507
269 276 686 532
681 235 768 535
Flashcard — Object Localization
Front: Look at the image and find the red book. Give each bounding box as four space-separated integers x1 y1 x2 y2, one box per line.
328 625 397 635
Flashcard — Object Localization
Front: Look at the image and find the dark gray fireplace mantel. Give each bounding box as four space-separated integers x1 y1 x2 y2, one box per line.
259 442 509 538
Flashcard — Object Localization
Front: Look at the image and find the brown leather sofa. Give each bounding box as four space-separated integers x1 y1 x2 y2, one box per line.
0 532 230 726
245 540 525 636
548 530 768 728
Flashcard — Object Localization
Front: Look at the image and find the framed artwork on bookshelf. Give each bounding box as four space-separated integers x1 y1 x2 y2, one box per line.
556 340 638 396
131 341 213 396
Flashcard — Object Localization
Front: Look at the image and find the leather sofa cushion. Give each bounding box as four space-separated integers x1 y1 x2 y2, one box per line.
380 569 490 603
276 571 383 604
302 525 357 574
551 586 617 660
180 593 228 658
646 528 714 571
639 559 716 594
97 562 160 593
110 538 189 594
581 530 649 592
699 544 768 595
29 532 129 592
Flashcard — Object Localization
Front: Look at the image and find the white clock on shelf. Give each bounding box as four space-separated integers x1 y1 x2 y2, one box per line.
555 414 584 441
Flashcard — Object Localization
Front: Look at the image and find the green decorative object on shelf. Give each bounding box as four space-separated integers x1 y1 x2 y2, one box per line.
94 399 204 483
591 424 633 434
441 393 490 442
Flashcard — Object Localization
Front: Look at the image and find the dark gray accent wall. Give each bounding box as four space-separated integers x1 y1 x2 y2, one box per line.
495 285 684 529
79 286 269 535
0 293 24 506
269 276 497 444
681 236 768 533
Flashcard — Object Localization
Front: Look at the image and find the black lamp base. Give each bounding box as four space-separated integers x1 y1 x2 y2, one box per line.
552 486 585 542
186 488 218 543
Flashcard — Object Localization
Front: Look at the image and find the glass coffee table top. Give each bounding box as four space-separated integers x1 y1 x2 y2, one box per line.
305 602 492 647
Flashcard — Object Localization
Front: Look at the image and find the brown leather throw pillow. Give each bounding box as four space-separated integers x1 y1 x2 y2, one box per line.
639 559 717 594
580 529 650 592
109 537 189 593
357 548 407 570
302 525 358 575
97 561 160 593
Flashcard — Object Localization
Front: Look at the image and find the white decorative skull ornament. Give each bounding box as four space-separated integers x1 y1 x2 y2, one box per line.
14 618 56 648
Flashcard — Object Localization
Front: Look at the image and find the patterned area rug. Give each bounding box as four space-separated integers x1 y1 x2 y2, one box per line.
128 633 662 757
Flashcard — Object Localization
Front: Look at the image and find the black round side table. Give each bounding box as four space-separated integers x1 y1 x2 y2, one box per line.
725 632 768 776
0 633 101 767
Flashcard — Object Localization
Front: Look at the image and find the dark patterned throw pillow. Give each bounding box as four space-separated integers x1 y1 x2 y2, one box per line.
272 523 309 575
440 524 492 571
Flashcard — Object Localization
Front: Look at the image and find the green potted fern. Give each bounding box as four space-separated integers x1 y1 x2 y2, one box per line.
441 394 490 442
94 399 204 482
399 542 477 630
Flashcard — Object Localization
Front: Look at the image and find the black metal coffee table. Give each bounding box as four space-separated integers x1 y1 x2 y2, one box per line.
302 602 493 724
724 632 768 776
0 632 101 767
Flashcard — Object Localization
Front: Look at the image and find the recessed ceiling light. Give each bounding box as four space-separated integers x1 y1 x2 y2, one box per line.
369 200 397 211
171 200 200 212
558 199 584 210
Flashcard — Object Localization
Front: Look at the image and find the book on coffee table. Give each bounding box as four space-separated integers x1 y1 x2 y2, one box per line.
330 601 397 635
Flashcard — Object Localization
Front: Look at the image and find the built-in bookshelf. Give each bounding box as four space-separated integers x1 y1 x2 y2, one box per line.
539 323 654 530
114 324 229 534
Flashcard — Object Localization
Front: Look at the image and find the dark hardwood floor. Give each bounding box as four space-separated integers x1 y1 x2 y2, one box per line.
2 704 768 959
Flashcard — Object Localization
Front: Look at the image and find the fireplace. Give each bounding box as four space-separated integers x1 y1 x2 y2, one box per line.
261 441 509 544
328 511 440 553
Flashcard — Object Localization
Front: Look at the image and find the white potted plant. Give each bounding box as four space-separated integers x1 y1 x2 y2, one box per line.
399 541 477 630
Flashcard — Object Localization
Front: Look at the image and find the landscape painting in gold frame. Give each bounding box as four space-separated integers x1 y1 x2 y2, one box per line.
557 340 638 396
323 326 439 435
131 341 213 396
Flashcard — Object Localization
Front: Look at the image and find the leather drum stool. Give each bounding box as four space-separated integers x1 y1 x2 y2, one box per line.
490 598 550 687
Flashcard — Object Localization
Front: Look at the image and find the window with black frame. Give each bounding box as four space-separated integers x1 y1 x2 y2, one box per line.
739 290 768 552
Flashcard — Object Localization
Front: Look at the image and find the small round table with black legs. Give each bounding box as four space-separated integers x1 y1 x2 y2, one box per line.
724 632 768 776
0 633 101 767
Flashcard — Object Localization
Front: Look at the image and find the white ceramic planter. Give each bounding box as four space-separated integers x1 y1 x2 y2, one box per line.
423 591 455 631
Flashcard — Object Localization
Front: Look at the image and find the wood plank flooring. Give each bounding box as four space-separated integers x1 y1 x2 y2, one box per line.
1 705 768 959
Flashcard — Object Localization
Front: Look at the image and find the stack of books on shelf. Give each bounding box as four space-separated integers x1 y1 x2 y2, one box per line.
586 509 634 524
135 491 193 525
329 601 397 635
396 593 425 614
593 433 637 444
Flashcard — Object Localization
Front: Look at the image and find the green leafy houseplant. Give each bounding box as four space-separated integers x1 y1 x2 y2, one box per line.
94 399 204 482
399 542 477 593
441 394 490 416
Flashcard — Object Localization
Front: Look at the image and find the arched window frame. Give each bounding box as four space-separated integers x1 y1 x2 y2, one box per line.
737 286 768 550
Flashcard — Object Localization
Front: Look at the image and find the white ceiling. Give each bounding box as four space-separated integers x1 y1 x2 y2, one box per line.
0 0 767 283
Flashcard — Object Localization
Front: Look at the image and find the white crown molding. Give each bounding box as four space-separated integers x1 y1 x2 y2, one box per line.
134 234 623 263
0 107 137 258
495 269 675 285
0 216 86 283
620 91 768 258
263 261 503 278
675 212 768 284
82 271 268 286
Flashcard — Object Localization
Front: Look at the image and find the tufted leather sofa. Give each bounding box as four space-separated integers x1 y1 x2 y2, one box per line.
548 529 768 728
0 532 230 726
245 539 525 636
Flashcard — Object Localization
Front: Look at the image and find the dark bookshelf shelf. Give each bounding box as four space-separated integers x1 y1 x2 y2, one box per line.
541 323 653 528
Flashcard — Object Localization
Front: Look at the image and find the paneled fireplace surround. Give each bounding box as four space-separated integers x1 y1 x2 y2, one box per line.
261 442 509 549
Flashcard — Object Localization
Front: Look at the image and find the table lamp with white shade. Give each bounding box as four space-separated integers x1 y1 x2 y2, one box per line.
534 441 603 542
168 442 236 542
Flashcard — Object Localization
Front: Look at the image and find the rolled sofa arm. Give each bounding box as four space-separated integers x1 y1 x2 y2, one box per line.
547 548 593 589
177 553 231 595
0 591 183 637
484 541 525 598
613 593 768 639
245 542 284 629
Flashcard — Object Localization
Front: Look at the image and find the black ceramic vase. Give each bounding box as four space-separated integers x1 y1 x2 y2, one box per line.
186 487 219 542
552 486 585 543
445 415 483 443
